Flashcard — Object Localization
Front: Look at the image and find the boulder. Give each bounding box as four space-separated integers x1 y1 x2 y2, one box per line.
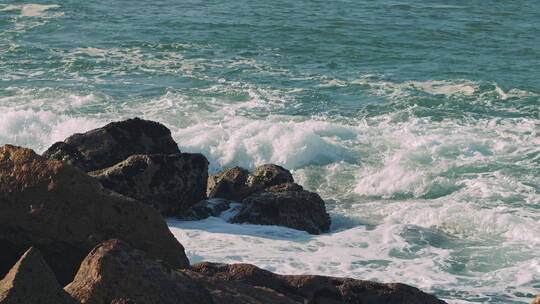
0 145 189 285
207 165 295 202
246 164 294 189
0 247 77 304
90 153 208 217
207 166 252 202
232 183 331 234
65 239 212 304
532 295 540 304
192 262 447 304
43 118 180 172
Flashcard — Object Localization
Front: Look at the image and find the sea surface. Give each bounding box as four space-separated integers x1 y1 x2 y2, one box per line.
1 1 539 302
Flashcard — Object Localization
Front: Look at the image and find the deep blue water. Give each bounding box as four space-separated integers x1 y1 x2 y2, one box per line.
1 1 539 303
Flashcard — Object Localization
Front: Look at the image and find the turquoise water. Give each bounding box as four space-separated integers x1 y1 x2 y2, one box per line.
1 1 539 303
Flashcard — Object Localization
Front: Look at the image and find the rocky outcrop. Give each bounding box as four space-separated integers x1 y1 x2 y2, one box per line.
207 166 252 202
65 239 212 304
90 153 208 216
0 247 77 304
246 164 294 189
192 262 447 304
43 118 180 172
0 145 189 285
232 183 331 234
205 164 330 234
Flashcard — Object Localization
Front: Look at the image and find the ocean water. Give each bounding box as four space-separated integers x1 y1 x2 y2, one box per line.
1 0 539 302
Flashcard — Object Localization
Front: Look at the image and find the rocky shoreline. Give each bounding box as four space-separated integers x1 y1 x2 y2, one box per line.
0 117 457 303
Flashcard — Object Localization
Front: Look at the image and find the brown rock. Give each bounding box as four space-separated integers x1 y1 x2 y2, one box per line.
232 183 331 234
246 164 294 189
65 239 212 304
43 118 180 172
90 153 208 217
0 247 77 304
0 145 189 285
192 262 447 304
182 270 296 304
532 295 540 304
207 166 252 202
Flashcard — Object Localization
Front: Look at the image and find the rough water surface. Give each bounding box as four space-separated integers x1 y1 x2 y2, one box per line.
0 1 539 303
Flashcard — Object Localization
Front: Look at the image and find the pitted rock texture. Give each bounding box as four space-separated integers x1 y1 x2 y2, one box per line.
90 153 208 216
43 117 180 172
65 239 212 304
0 247 77 304
0 145 189 285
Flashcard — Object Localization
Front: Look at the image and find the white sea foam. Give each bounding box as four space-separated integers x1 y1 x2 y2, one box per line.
1 4 61 17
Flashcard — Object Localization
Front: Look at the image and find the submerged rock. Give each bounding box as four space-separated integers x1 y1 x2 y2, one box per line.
192 262 447 304
65 239 212 304
43 117 180 172
0 145 189 285
90 153 208 216
180 198 239 221
0 247 77 304
232 183 331 234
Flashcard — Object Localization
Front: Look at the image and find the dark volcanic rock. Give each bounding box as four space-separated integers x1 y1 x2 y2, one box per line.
192 262 447 304
0 247 77 304
207 166 252 202
90 153 208 216
43 118 180 172
246 164 294 189
0 145 189 285
232 183 331 234
65 239 212 304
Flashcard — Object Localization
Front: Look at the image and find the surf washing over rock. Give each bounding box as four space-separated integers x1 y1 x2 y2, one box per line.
1 0 539 303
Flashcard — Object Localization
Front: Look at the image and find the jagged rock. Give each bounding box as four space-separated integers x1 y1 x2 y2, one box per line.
180 198 237 220
532 295 540 304
207 166 252 202
90 153 208 216
0 145 189 285
246 164 294 189
65 239 212 304
0 247 77 304
232 183 331 234
192 262 447 304
43 118 180 172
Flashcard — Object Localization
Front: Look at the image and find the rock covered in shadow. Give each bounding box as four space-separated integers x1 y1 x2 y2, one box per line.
65 239 212 304
0 247 78 304
180 198 240 221
232 183 331 234
0 145 189 285
191 262 447 304
43 118 180 172
90 153 208 217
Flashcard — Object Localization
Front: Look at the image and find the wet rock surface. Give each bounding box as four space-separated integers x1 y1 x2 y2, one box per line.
90 153 208 217
0 145 189 285
43 118 180 172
